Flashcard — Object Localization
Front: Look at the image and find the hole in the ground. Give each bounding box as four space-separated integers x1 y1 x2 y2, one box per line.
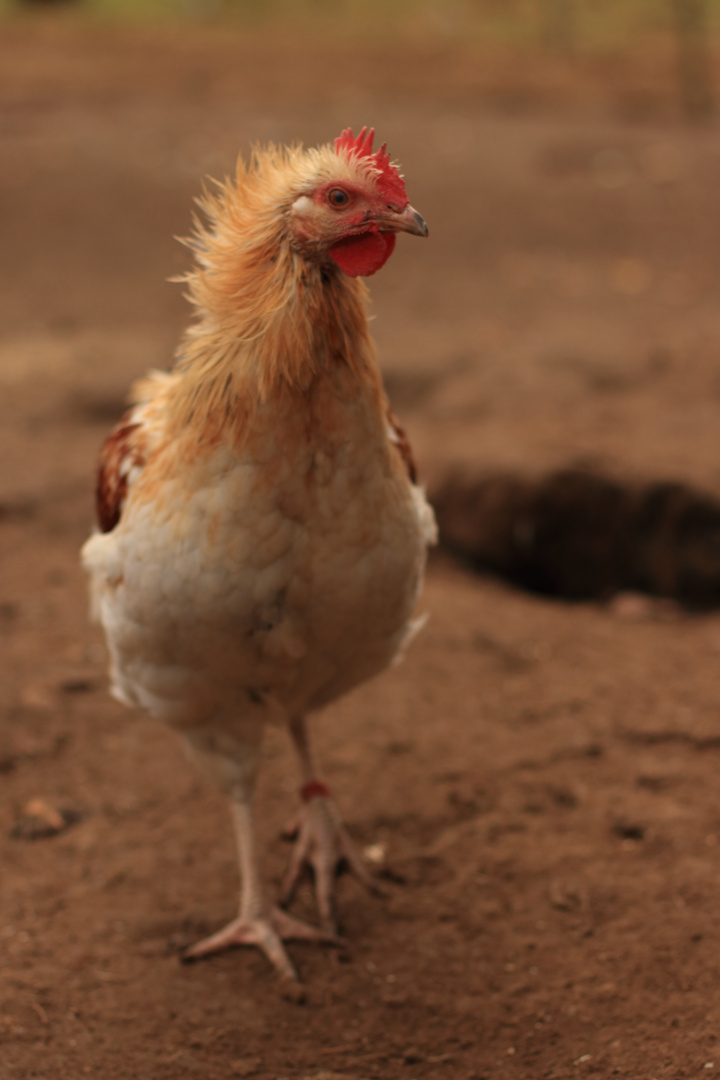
431 468 720 610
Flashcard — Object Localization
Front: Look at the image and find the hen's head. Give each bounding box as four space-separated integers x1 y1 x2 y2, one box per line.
289 127 428 278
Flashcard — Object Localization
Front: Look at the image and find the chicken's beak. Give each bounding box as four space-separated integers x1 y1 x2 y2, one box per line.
376 204 429 238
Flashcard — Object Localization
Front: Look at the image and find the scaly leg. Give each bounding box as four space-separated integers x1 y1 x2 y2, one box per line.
280 716 380 934
183 792 334 982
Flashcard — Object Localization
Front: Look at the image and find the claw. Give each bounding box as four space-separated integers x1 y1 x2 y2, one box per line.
280 796 382 933
181 905 337 982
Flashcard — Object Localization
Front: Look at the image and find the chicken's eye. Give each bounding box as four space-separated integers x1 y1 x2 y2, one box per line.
327 187 350 210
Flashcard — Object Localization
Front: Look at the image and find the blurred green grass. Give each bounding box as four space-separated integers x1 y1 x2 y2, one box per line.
1 0 720 51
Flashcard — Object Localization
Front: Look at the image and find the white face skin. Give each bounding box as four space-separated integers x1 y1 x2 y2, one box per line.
291 195 314 217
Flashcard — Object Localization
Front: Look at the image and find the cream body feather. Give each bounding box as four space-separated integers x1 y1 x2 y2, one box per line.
83 364 435 755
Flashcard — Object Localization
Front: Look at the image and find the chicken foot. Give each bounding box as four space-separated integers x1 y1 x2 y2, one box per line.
281 716 381 934
183 796 335 982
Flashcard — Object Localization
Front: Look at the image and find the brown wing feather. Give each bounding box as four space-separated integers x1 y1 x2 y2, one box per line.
95 415 146 533
387 407 418 485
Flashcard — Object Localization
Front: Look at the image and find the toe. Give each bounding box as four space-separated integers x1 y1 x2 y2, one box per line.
280 799 383 927
270 905 340 945
280 842 308 907
181 915 300 982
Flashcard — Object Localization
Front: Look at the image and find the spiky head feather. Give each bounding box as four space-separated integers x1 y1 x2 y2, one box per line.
334 126 408 207
161 129 423 436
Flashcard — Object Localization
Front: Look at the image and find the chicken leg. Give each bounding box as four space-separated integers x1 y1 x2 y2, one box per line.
280 716 380 934
183 792 334 982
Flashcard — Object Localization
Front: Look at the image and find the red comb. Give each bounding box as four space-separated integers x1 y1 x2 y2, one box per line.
334 126 408 206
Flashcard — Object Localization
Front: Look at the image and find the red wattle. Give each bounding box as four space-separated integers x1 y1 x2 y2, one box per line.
328 231 396 278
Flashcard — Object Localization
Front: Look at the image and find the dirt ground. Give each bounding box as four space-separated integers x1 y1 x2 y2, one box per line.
3 16 720 1080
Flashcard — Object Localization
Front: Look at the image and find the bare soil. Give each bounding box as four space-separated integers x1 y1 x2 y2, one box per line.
2 18 720 1080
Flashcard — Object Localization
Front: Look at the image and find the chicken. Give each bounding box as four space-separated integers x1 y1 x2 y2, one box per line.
82 127 436 984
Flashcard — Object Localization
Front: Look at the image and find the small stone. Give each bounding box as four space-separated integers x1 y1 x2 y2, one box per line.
363 842 387 866
11 799 82 840
23 798 65 831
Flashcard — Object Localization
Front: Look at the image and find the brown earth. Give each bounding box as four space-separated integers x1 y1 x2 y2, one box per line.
2 17 720 1080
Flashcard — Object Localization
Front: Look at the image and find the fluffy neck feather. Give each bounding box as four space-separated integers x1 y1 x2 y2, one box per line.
166 153 385 446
